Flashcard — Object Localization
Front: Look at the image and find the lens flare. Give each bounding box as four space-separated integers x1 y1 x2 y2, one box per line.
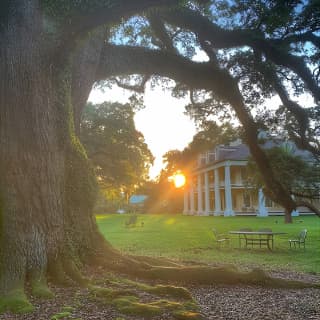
171 173 186 188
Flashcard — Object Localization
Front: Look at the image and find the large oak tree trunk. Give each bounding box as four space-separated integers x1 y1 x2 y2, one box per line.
0 2 103 305
0 2 65 293
0 3 151 309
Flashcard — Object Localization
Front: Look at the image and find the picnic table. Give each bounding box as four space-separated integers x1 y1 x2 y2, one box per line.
229 230 287 251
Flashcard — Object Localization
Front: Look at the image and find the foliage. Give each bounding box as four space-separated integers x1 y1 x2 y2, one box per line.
161 122 240 178
247 144 320 200
80 102 154 199
98 0 319 218
136 179 184 214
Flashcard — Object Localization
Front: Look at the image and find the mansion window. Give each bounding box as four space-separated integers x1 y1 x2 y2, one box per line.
208 151 215 163
243 193 251 207
265 197 274 208
240 167 248 184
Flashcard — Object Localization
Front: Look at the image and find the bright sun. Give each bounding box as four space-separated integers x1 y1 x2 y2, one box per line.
171 173 186 188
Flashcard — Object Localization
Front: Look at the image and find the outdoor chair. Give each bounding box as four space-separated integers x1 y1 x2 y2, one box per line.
238 228 252 248
212 228 231 249
289 229 307 249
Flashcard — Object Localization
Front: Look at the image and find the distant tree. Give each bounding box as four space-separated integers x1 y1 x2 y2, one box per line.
248 144 320 208
137 176 184 214
161 122 240 178
81 102 154 201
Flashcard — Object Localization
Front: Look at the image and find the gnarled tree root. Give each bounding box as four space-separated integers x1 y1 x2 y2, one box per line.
89 243 320 289
0 289 34 314
1 239 318 315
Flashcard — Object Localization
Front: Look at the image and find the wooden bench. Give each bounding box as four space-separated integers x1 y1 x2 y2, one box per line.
125 215 137 227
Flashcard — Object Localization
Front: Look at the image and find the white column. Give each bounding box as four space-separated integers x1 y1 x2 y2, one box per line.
183 189 189 215
224 163 235 216
190 183 195 215
204 172 210 215
257 188 268 217
197 174 203 215
214 168 221 216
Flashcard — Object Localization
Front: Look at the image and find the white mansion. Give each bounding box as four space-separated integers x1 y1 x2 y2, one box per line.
183 139 318 216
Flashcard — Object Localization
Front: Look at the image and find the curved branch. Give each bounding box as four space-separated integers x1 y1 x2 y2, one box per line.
147 13 176 53
112 75 150 93
280 32 320 50
61 0 180 41
72 28 107 136
97 44 237 102
198 37 219 67
295 200 320 218
260 63 320 157
159 8 320 101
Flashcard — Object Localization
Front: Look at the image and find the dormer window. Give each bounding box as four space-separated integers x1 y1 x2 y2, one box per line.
198 153 207 166
208 151 215 163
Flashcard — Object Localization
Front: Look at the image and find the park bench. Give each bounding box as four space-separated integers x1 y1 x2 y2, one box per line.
125 215 137 227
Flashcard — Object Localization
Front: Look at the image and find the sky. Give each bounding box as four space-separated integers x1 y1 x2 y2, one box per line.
88 84 197 179
88 50 209 180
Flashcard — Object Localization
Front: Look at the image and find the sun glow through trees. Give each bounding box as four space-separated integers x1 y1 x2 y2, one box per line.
169 172 186 188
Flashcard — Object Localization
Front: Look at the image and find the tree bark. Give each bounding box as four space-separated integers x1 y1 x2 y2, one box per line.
0 1 180 309
0 1 104 304
0 1 67 296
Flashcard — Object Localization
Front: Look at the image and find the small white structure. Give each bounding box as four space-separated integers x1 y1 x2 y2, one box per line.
257 189 268 217
291 209 300 217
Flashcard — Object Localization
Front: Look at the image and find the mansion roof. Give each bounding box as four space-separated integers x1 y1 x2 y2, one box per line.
196 139 314 170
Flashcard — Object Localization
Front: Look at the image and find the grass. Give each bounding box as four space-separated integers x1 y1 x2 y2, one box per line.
96 214 320 274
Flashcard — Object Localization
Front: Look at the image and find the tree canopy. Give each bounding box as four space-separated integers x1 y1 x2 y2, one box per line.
93 0 319 221
81 101 154 192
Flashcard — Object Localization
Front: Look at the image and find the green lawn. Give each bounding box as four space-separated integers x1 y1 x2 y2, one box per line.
97 214 320 274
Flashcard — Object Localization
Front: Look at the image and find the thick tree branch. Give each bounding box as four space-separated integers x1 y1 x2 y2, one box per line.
198 38 219 67
96 44 235 101
147 13 176 53
72 28 107 136
279 32 320 49
292 191 320 200
62 0 180 39
295 200 320 218
112 75 150 93
159 8 320 101
260 63 320 157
